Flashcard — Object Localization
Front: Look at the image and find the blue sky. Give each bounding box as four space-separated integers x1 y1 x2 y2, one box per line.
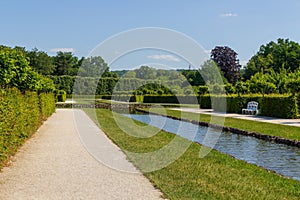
1 0 300 69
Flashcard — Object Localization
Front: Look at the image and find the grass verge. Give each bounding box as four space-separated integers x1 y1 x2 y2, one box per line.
84 108 300 200
141 108 300 141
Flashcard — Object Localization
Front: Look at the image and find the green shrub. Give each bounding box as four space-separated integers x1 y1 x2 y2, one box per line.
132 95 144 103
224 83 235 94
198 85 208 95
39 93 56 120
206 94 297 118
101 95 143 103
213 94 263 113
199 95 212 109
143 95 199 104
0 88 55 168
260 95 298 119
56 90 67 102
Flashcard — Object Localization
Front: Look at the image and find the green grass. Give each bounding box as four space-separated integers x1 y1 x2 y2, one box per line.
142 108 300 141
84 108 300 200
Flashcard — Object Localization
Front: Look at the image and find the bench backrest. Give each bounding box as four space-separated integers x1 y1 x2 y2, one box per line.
247 101 258 110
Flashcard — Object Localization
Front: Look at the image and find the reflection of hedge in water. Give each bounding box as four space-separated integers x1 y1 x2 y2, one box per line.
0 88 55 168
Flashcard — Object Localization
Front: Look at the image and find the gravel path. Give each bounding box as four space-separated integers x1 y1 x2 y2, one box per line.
0 109 163 200
172 108 300 127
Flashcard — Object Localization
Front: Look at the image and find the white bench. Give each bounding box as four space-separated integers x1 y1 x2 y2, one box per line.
242 101 258 115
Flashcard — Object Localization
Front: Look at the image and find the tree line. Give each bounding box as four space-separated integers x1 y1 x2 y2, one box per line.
2 37 300 96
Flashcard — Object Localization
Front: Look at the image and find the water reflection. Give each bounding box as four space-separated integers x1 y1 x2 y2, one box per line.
124 114 300 181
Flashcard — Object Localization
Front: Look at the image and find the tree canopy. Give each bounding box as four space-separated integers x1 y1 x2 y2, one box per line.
0 46 55 92
27 48 55 75
53 52 81 76
211 46 241 84
244 38 300 79
77 56 110 77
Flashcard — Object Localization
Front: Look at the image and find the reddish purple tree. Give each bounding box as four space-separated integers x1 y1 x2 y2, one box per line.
211 46 241 84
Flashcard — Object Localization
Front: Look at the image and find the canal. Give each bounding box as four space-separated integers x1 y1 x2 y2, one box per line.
124 113 300 181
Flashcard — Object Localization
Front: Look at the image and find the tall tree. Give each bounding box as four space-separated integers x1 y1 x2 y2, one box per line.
77 56 109 77
199 60 227 85
244 38 300 79
27 48 55 75
53 52 79 76
211 46 241 84
135 66 156 79
181 70 205 86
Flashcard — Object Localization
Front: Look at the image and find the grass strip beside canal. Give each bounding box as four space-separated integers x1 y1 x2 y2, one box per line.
140 108 300 142
84 108 300 200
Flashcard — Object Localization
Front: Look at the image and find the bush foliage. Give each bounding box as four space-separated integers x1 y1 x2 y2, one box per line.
260 95 298 119
0 45 57 168
39 92 56 119
102 93 298 119
56 90 67 102
0 88 55 168
0 46 55 92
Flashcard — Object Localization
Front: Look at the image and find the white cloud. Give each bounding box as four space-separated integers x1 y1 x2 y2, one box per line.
49 48 75 53
147 54 181 62
220 13 238 18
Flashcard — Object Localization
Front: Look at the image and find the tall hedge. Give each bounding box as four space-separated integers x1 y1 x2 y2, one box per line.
199 95 212 109
39 93 56 120
143 95 199 104
0 88 56 168
103 93 298 119
213 94 263 113
260 95 298 119
207 94 298 119
56 90 67 102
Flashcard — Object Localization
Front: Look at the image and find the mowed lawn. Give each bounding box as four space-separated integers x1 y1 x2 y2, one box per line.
85 108 300 200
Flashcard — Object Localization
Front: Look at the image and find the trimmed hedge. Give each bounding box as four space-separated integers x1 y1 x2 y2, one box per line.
56 90 67 102
143 95 199 104
213 94 263 113
50 75 198 95
101 95 200 104
260 95 298 119
39 93 56 120
100 93 298 119
199 95 212 109
209 94 298 119
0 88 56 168
102 95 144 103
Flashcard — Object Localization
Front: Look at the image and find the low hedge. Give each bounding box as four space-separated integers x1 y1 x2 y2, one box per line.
56 90 67 102
101 95 200 104
0 88 56 168
101 95 144 103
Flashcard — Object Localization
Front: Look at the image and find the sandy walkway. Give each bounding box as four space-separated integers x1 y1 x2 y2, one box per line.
172 108 300 127
0 109 162 200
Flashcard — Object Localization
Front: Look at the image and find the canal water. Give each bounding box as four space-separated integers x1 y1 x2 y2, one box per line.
124 114 300 181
